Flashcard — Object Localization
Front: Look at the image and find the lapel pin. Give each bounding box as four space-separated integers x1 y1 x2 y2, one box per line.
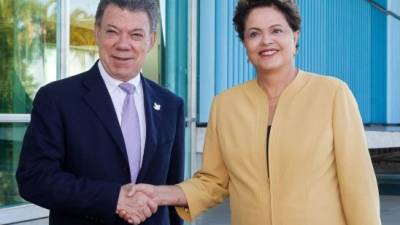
153 102 161 111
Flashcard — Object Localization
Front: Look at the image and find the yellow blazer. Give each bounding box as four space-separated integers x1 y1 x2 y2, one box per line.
176 70 381 225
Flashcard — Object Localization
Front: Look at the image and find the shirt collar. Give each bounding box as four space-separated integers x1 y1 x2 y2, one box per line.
98 60 141 93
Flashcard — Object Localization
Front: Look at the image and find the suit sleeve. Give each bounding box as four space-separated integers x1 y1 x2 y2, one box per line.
16 87 121 222
166 98 185 225
175 96 229 221
333 83 382 225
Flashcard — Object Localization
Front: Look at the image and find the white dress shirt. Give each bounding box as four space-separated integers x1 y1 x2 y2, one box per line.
98 61 146 167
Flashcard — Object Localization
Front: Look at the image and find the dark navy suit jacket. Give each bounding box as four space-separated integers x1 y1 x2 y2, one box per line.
16 62 185 225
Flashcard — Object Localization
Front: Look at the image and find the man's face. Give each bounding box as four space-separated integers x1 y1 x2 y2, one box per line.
95 4 156 81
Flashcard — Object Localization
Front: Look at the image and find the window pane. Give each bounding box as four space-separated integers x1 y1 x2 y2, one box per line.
0 0 57 113
0 122 28 208
142 24 161 83
69 0 99 76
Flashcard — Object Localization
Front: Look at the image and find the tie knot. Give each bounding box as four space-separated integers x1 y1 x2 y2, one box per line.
119 83 135 95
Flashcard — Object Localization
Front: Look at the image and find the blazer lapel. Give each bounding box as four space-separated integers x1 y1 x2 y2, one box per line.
137 76 162 182
82 63 128 163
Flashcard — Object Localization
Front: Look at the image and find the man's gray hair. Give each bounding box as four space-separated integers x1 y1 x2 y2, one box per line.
95 0 159 32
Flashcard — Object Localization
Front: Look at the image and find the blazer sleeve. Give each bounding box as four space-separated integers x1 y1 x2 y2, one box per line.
16 87 121 222
175 96 229 220
333 83 382 225
166 98 185 225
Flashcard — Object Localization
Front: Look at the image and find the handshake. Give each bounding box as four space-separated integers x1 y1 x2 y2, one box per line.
116 184 187 224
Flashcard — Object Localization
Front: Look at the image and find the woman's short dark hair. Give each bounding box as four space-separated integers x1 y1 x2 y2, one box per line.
233 0 301 42
95 0 159 33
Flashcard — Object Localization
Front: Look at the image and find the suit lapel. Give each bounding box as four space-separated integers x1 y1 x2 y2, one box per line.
82 63 128 163
137 76 162 182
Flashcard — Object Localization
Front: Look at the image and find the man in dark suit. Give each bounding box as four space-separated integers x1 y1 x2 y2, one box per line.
16 0 184 225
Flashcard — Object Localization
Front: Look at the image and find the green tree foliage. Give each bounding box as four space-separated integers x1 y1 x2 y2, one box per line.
0 0 56 114
70 8 96 46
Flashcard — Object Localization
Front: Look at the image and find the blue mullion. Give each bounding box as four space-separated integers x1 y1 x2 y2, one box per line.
215 0 228 94
198 0 216 122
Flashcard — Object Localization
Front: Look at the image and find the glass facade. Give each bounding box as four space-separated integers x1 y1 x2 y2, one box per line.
69 0 99 76
0 0 57 113
0 123 28 208
0 0 57 209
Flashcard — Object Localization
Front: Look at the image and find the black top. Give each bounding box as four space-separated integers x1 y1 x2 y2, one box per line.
266 125 272 177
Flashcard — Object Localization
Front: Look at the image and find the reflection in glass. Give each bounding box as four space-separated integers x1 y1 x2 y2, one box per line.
0 0 57 113
0 122 28 208
69 0 99 76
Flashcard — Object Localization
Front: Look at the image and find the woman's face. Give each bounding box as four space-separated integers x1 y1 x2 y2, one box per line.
243 6 299 73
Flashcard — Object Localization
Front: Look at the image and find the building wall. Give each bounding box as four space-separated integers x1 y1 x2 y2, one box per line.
297 0 377 123
387 0 400 123
197 0 255 123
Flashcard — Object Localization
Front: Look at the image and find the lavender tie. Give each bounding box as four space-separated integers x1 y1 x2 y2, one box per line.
119 83 141 182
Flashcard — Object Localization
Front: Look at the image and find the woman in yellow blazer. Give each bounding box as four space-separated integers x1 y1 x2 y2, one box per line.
117 0 381 225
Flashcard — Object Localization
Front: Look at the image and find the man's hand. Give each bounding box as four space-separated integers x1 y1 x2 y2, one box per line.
116 184 158 224
117 183 188 223
127 184 159 202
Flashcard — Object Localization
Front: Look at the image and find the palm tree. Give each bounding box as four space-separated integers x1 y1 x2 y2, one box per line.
70 8 96 47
